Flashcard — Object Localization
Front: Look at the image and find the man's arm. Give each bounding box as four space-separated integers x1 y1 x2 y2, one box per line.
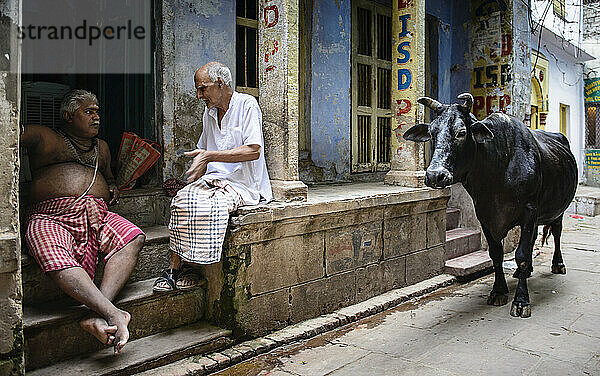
184 144 260 183
99 139 120 205
21 124 44 151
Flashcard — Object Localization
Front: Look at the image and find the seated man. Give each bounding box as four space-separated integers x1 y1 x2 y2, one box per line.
21 89 145 354
153 62 272 291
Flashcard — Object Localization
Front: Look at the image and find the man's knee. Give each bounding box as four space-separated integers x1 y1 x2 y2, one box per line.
130 234 145 252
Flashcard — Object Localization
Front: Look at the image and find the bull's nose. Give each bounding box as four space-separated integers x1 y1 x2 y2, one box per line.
425 167 452 188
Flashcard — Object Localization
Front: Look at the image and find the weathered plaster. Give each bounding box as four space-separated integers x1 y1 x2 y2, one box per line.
0 1 23 372
385 0 426 187
511 0 531 121
259 0 307 201
309 0 351 180
469 0 513 119
160 0 236 180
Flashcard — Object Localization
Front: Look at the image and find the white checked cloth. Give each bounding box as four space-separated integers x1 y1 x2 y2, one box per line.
169 178 244 264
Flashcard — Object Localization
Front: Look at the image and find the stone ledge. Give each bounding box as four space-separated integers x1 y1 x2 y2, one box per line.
137 274 457 376
233 183 450 226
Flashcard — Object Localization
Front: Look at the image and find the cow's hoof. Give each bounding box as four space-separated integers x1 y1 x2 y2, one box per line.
551 264 566 274
510 302 531 318
487 292 508 306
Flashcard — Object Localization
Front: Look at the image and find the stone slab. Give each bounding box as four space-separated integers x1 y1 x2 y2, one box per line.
289 271 356 324
24 278 207 370
446 207 460 230
325 221 382 275
246 232 324 295
236 288 289 337
383 213 427 259
406 246 445 285
28 323 231 376
444 249 493 277
445 228 482 260
427 209 446 248
355 257 406 301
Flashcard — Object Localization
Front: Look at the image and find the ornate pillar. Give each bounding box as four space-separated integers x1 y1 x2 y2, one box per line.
259 0 308 202
385 0 426 187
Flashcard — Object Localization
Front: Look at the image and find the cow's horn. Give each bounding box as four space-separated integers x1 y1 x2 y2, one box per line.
417 97 445 113
457 93 473 113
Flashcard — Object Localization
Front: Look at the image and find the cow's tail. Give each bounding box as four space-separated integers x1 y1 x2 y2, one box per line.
541 225 552 245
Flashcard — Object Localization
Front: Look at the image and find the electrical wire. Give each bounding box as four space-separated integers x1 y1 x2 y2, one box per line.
532 1 553 73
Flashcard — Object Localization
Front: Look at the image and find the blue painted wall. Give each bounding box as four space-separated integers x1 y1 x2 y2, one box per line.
162 0 236 178
425 0 471 105
310 0 351 180
171 0 236 94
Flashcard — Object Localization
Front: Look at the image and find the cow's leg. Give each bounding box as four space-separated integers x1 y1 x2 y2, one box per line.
511 206 537 318
482 226 508 306
550 215 567 274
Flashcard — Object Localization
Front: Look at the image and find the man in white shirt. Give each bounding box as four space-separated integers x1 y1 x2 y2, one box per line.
153 62 272 292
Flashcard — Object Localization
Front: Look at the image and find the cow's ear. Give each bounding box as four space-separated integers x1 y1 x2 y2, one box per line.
403 123 430 142
471 121 494 143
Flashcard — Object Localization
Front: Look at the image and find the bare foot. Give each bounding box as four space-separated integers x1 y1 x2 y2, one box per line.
107 309 131 354
80 316 118 345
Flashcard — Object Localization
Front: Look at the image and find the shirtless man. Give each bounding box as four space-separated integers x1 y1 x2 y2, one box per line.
21 89 145 354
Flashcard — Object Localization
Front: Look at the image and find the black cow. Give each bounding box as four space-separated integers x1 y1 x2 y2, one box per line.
404 93 578 318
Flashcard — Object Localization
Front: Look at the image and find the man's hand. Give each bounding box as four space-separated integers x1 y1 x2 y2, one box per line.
184 149 211 183
108 184 120 206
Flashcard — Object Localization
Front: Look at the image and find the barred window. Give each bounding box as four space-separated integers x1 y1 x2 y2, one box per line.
351 2 392 173
586 104 600 148
236 0 258 97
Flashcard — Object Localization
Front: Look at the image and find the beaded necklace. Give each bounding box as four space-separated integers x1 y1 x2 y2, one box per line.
55 128 98 168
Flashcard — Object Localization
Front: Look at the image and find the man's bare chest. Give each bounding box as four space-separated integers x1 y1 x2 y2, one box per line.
30 133 108 172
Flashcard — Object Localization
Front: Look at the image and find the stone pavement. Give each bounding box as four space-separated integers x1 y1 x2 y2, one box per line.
212 214 600 376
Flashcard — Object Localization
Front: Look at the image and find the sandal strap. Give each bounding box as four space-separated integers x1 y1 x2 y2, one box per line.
153 268 180 291
178 265 200 280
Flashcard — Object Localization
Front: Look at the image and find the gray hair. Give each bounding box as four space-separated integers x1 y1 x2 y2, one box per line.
206 62 233 88
60 89 98 121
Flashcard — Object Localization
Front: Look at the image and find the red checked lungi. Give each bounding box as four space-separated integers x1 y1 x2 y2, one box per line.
25 196 144 279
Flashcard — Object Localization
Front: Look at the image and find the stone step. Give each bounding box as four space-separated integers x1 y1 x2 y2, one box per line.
27 322 232 376
446 207 460 231
24 277 207 371
444 249 493 277
444 228 481 261
22 225 170 305
567 187 600 217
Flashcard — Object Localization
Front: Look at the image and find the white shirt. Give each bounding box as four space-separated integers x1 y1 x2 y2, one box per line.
197 91 273 205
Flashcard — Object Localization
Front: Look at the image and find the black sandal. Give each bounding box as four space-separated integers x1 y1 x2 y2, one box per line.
153 268 180 292
176 264 201 291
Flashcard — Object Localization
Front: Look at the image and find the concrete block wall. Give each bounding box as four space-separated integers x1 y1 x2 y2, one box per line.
208 189 449 337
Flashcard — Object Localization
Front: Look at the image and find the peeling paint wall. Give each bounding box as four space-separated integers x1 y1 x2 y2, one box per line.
309 0 351 181
0 0 24 373
511 0 531 121
469 0 514 119
160 0 235 180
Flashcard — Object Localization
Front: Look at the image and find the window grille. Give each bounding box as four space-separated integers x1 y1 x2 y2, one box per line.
236 0 258 97
358 115 371 164
352 2 392 173
22 82 70 127
586 104 600 148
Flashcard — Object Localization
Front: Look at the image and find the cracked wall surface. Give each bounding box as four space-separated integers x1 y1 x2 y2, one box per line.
0 1 23 374
159 0 236 180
